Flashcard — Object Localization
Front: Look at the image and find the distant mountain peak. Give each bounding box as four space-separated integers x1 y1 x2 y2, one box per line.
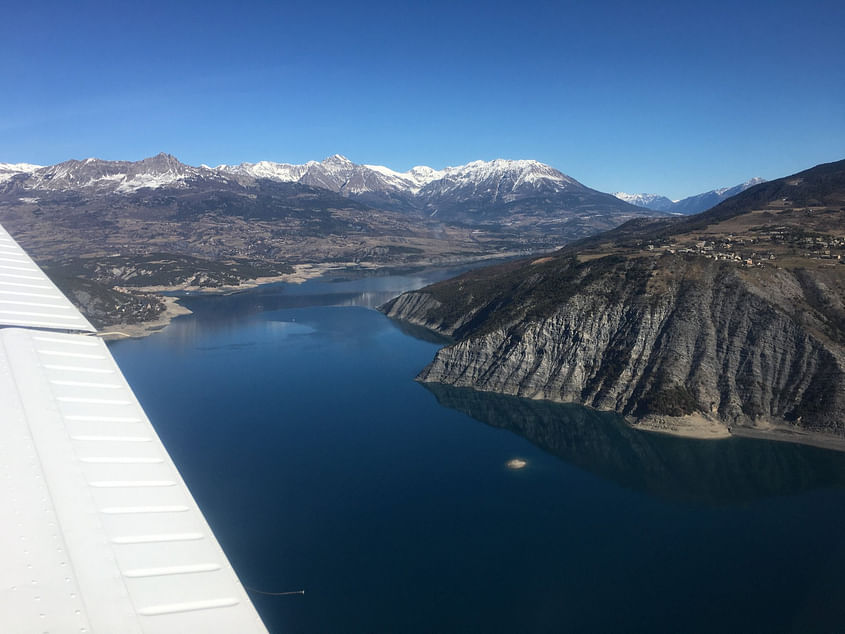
324 153 353 164
137 152 189 171
615 177 767 214
613 192 676 212
2 153 210 195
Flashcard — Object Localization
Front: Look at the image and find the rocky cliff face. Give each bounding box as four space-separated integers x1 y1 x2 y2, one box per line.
382 254 845 440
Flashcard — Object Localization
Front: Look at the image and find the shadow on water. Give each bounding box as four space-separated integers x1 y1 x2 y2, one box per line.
424 383 845 505
389 319 453 344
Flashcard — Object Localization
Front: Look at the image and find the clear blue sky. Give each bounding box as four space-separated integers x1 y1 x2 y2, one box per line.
2 0 843 199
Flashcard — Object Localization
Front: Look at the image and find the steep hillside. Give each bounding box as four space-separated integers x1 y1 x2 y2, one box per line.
382 159 845 447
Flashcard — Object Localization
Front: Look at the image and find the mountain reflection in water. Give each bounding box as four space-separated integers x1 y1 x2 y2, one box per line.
424 383 845 505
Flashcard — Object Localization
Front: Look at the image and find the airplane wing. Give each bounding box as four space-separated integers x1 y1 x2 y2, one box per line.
0 224 96 333
0 225 269 633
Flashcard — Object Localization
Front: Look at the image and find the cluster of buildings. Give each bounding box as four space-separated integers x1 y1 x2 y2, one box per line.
654 237 775 267
648 230 845 266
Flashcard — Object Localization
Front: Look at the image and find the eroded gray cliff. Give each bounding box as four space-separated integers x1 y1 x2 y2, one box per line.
382 254 845 439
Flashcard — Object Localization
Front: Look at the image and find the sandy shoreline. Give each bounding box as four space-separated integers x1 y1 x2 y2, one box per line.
730 426 845 453
631 412 732 440
630 412 845 452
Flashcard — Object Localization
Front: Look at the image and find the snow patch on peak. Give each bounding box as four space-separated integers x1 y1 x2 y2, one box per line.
613 192 676 211
615 192 662 203
0 162 43 184
446 158 569 177
216 160 312 184
364 163 409 178
0 162 43 171
324 154 352 164
714 177 766 197
363 163 443 191
114 173 182 193
408 165 443 179
432 158 576 192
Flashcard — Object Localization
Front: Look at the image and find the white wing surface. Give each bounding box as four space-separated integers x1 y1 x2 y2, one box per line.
0 224 96 333
0 225 269 633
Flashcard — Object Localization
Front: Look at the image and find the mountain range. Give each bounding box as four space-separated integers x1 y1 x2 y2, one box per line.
614 177 766 214
0 152 653 225
1 153 767 222
4 153 761 214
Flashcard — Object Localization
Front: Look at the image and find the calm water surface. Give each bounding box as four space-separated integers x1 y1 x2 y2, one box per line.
110 271 845 634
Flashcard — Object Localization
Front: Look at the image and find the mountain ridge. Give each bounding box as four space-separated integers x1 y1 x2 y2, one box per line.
1 152 645 217
1 152 767 219
0 153 772 215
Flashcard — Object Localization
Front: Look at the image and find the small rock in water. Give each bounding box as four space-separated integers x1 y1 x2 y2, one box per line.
506 458 527 470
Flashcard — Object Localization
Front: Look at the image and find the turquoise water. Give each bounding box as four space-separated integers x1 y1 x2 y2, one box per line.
110 273 845 633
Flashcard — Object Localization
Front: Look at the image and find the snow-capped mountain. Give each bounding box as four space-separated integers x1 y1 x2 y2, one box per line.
220 155 431 193
220 155 577 200
218 154 429 210
217 155 629 219
418 159 577 206
613 192 676 212
0 153 232 195
614 177 767 215
0 153 764 221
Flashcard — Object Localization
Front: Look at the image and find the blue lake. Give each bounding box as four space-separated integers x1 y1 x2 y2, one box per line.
110 272 845 633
